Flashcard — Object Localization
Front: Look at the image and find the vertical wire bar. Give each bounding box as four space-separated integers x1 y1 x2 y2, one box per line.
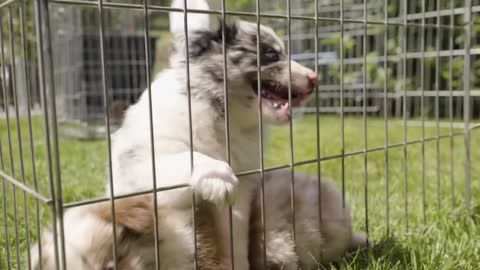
363 0 368 238
41 0 67 267
435 0 441 211
141 1 161 268
402 0 409 232
33 0 61 268
254 0 267 267
97 0 119 268
1 168 12 270
448 0 454 211
463 0 472 211
1 14 22 270
20 0 43 264
383 0 390 237
314 0 321 225
219 1 235 269
420 0 426 224
8 6 32 269
362 0 369 239
8 8 32 269
286 0 297 250
0 24 12 268
340 0 346 210
181 1 198 268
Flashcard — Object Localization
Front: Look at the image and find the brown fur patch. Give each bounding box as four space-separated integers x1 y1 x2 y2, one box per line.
248 190 265 270
92 195 155 234
91 196 233 269
195 201 230 270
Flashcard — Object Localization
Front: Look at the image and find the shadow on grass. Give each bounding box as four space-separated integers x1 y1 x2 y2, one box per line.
324 237 417 270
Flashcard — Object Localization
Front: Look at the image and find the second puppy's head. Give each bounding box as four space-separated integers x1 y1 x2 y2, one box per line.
31 196 157 270
173 19 317 125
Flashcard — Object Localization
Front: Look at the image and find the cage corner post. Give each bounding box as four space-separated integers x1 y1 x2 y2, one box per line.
463 0 472 212
33 0 67 269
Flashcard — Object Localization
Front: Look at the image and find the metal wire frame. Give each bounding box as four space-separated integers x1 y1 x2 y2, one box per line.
180 0 199 267
97 0 122 268
1 12 22 269
254 0 267 267
141 0 163 268
0 0 477 269
448 0 456 211
463 0 472 211
286 0 298 255
42 0 468 30
401 0 409 232
420 0 427 225
219 0 237 267
383 0 390 237
0 15 13 268
362 0 369 240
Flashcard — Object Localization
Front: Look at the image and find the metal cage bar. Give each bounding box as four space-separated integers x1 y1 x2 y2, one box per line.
97 0 120 269
254 0 267 267
401 0 409 232
463 0 472 211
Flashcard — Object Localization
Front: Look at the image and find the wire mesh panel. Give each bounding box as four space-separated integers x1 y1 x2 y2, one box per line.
0 0 479 269
49 4 158 138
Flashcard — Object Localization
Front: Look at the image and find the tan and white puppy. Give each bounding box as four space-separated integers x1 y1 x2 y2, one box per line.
249 170 367 270
30 195 228 270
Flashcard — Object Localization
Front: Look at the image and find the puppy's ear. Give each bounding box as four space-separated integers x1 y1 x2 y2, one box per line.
188 18 238 57
93 195 154 235
214 18 238 45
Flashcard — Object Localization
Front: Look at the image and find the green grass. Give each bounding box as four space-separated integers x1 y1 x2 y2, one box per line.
0 115 479 269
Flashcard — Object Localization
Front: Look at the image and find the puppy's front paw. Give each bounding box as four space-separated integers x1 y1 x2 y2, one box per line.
191 159 238 206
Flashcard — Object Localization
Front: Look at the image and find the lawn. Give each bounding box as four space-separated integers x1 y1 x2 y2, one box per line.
0 114 479 269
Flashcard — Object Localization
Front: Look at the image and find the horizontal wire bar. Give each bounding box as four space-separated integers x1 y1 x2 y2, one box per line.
236 132 464 177
0 0 16 9
47 0 463 29
391 120 478 130
63 184 189 208
389 6 480 21
470 124 480 130
312 49 480 66
310 90 480 97
0 170 51 203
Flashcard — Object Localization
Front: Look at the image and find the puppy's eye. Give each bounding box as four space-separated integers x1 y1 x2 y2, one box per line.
261 48 279 64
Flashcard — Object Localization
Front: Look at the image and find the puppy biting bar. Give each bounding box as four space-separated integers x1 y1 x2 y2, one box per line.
0 1 476 269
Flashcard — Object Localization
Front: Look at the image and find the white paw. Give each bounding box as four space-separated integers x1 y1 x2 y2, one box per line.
191 159 238 206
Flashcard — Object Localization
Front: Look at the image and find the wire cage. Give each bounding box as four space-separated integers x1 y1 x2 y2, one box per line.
49 4 158 138
0 0 479 269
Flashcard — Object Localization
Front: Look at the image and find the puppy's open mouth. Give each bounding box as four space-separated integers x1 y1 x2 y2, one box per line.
251 80 312 113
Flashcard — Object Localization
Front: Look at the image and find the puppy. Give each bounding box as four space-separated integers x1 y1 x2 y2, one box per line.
108 18 317 269
30 172 366 270
249 170 367 270
30 195 228 270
